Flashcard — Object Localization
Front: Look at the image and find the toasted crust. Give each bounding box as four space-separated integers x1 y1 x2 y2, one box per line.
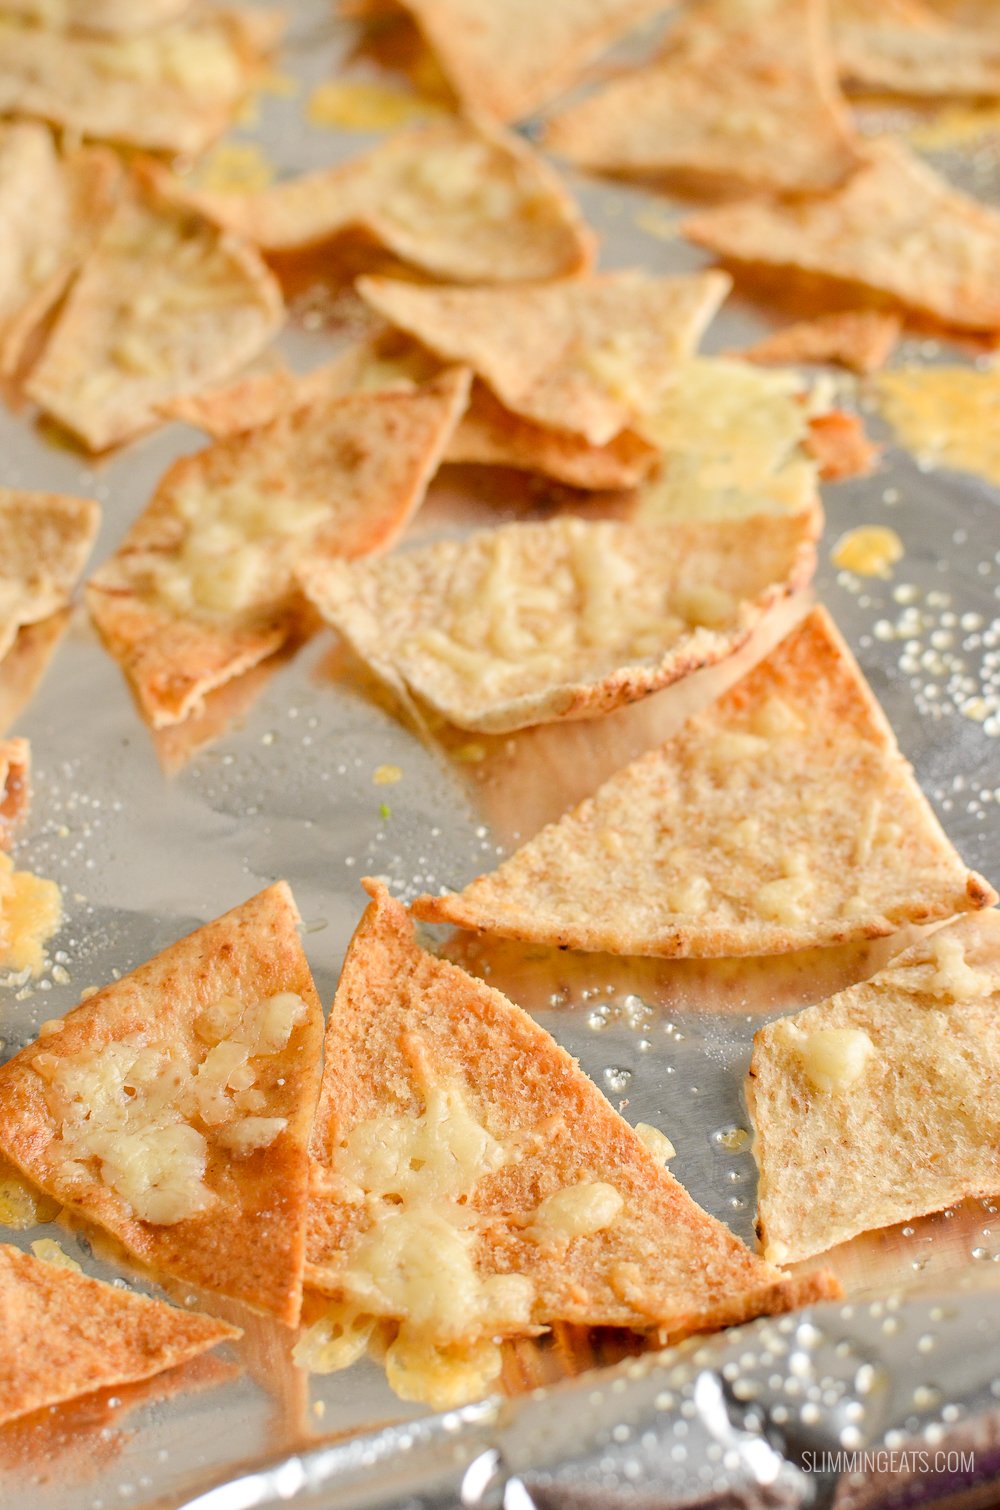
0 884 324 1326
0 487 100 665
88 371 469 729
177 118 593 282
747 910 1000 1263
834 0 1000 99
0 737 30 849
545 0 861 195
683 140 1000 333
162 337 659 491
0 1244 238 1426
383 0 672 123
357 269 731 446
0 9 281 156
307 881 838 1338
0 124 119 380
24 169 284 454
412 607 996 955
737 310 902 375
298 510 819 735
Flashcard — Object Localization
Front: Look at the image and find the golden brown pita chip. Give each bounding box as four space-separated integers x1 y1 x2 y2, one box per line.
747 910 1000 1264
0 9 281 156
358 269 731 445
180 118 593 282
298 510 818 735
0 884 323 1326
164 335 660 490
374 0 672 123
0 0 194 33
545 0 860 195
683 140 1000 333
88 371 469 729
24 172 283 454
0 1243 238 1426
737 310 901 375
0 487 100 665
0 737 29 849
304 880 838 1405
835 0 1000 98
0 123 119 380
413 608 995 954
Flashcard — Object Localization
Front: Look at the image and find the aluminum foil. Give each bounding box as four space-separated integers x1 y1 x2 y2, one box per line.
1 5 999 1507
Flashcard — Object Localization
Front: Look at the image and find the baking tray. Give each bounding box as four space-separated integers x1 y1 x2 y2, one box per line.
1 4 999 1507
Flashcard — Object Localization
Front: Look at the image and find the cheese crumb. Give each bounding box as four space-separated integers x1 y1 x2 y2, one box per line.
635 1123 675 1163
798 1027 874 1093
529 1181 624 1244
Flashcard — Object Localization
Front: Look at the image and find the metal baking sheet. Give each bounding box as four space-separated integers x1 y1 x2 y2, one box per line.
1 5 999 1507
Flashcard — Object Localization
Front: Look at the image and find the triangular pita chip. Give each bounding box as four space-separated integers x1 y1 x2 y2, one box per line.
0 1243 238 1426
377 0 672 123
0 0 194 33
24 170 284 453
0 883 324 1325
736 309 902 375
747 910 1000 1264
306 881 838 1397
298 509 818 734
358 269 731 445
163 334 660 491
834 0 1000 98
0 487 100 665
0 123 119 379
683 140 1000 332
544 0 861 195
87 370 469 729
180 118 593 283
0 737 29 849
0 9 281 156
412 607 996 953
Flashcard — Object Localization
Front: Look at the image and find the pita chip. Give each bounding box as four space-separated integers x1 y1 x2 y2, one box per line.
683 140 1000 333
0 738 29 849
0 0 194 34
182 118 593 283
0 883 323 1326
0 488 100 665
0 123 119 380
0 9 281 156
164 336 660 491
24 172 283 454
376 0 672 123
87 370 469 729
801 409 878 482
834 0 1000 99
358 269 731 445
298 509 818 735
737 309 901 376
303 881 838 1407
747 910 1000 1264
0 1243 238 1426
413 608 995 954
544 0 861 195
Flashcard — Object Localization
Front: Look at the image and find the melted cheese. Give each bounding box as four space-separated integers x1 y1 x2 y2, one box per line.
34 991 305 1224
831 526 904 578
29 1237 81 1271
151 479 329 618
322 1080 535 1405
798 1027 874 1093
0 1158 60 1230
529 1181 623 1245
0 851 61 976
877 366 1000 489
927 934 994 1001
306 80 444 131
634 1123 675 1162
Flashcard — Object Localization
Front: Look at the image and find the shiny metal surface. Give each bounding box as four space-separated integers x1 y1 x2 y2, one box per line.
1 4 999 1507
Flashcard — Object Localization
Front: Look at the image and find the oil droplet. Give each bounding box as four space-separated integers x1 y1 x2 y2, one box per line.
714 1126 751 1153
373 764 402 786
913 1385 942 1411
831 525 904 578
604 1066 632 1093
